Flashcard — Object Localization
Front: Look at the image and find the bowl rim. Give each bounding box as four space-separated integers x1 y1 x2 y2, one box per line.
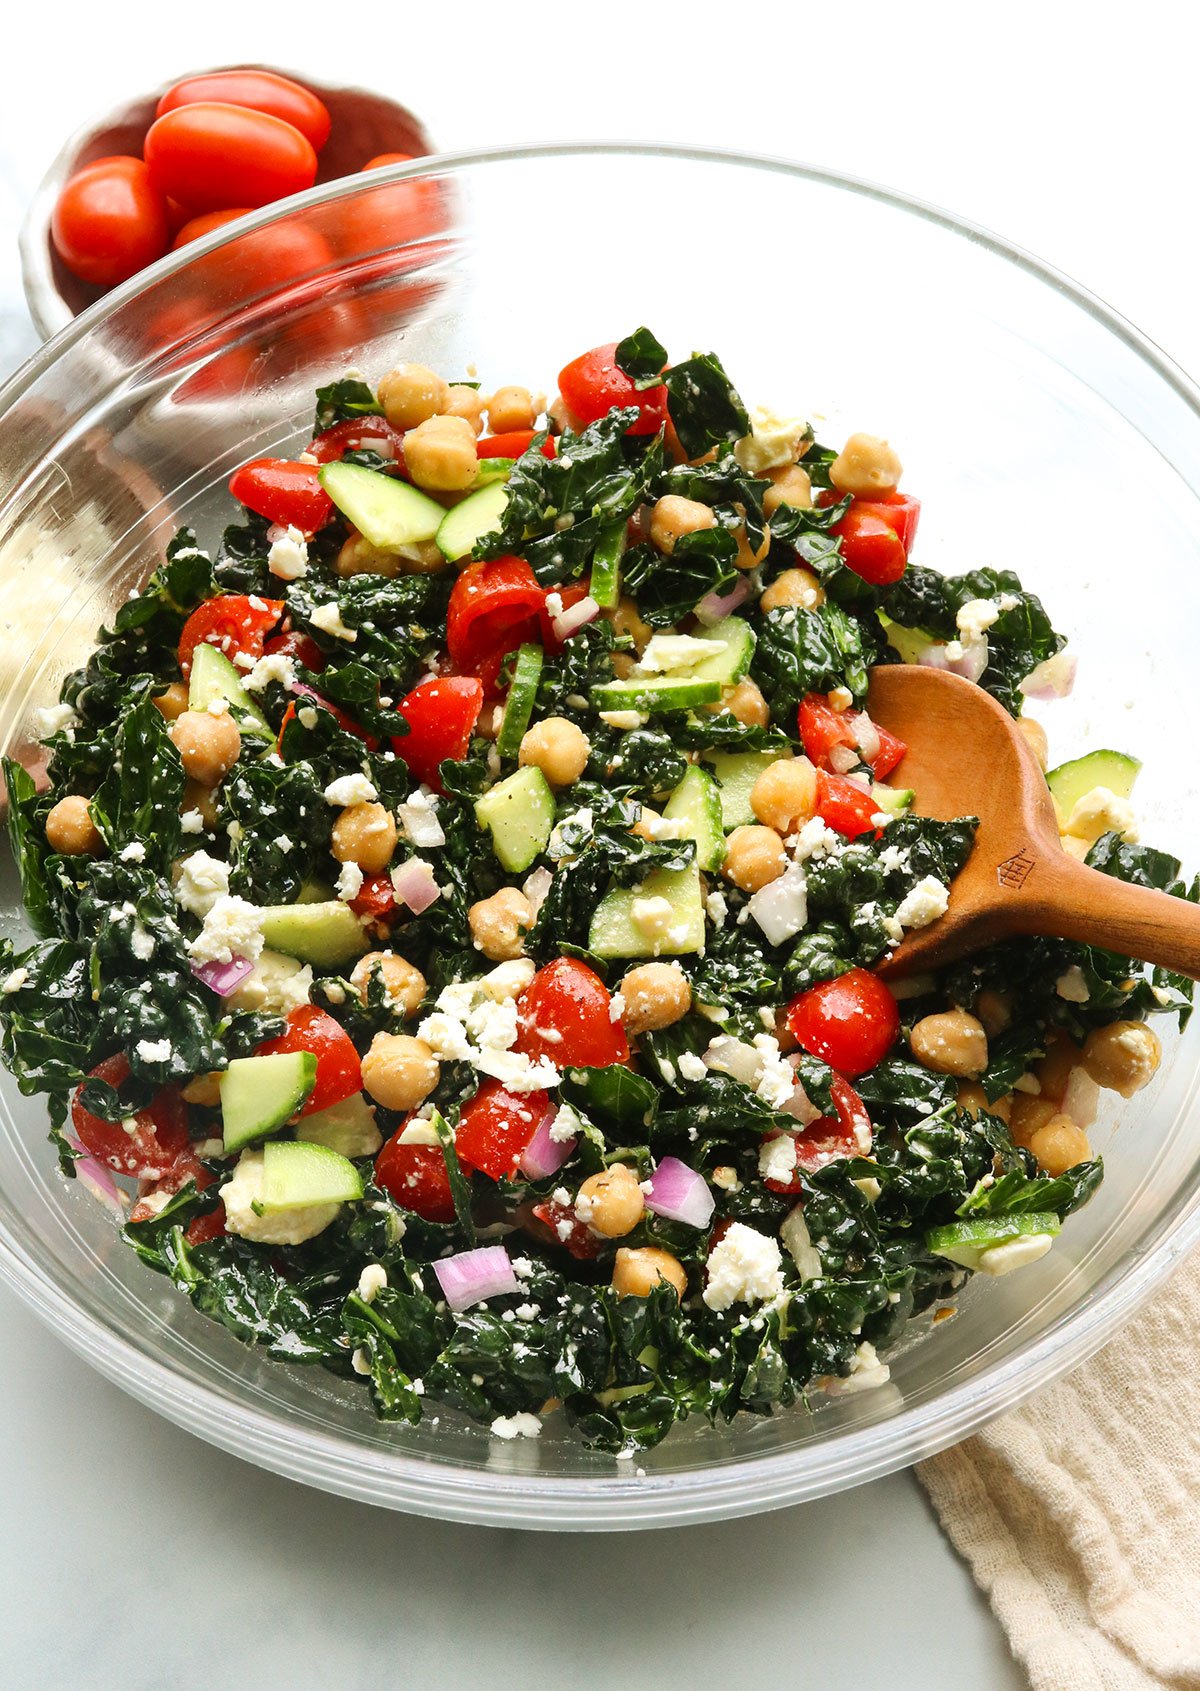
5 140 1200 1528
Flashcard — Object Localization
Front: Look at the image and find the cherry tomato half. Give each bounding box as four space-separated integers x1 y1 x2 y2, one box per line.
446 557 545 680
172 207 252 249
855 491 921 554
762 1076 873 1190
832 507 908 587
516 959 630 1070
814 770 881 840
558 342 668 437
128 1147 216 1222
177 593 283 679
71 1054 190 1179
531 1197 604 1260
228 458 332 532
306 415 408 465
394 676 484 792
51 156 171 288
538 580 592 654
348 871 396 923
144 103 318 214
375 1130 455 1223
798 693 858 770
476 431 557 461
263 630 326 672
456 1081 549 1180
257 1005 361 1116
785 968 900 1078
869 723 907 781
157 70 332 153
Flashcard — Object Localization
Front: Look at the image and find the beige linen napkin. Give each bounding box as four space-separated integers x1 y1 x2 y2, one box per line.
918 1251 1200 1689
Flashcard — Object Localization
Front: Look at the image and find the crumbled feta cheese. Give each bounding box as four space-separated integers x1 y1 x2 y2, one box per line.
631 895 674 941
357 1264 388 1303
119 841 146 863
129 922 156 962
703 1223 785 1310
549 1102 586 1143
791 817 840 863
1055 965 1090 1004
174 850 231 918
481 959 537 1001
759 1134 798 1186
608 991 626 1022
976 1233 1055 1276
336 860 364 902
751 1034 796 1108
598 710 646 731
878 844 911 874
955 598 1001 641
36 702 78 737
747 862 808 945
206 695 231 717
1 968 28 994
243 652 297 693
476 1048 561 1092
828 685 854 712
267 525 309 581
397 788 446 847
544 592 564 619
705 888 728 929
821 1340 891 1396
678 1051 708 1083
397 1119 442 1147
187 895 265 967
323 772 378 806
490 1412 542 1441
711 1165 741 1193
135 1037 172 1064
1064 786 1138 846
309 600 357 642
635 633 718 675
227 952 312 1016
180 809 205 834
733 407 809 475
221 1149 340 1245
894 875 950 931
418 1010 475 1062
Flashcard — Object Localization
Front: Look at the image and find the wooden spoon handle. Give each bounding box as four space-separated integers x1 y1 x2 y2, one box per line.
1027 854 1200 979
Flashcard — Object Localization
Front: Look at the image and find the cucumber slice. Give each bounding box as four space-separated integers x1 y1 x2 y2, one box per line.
261 900 369 967
496 644 544 760
926 1212 1060 1272
475 766 555 872
882 619 933 664
589 865 706 960
682 616 756 686
435 480 509 562
703 750 779 830
872 781 914 815
662 767 726 871
319 461 445 550
593 676 722 714
220 1051 317 1154
473 457 515 487
591 517 627 611
1046 750 1141 821
187 642 272 739
260 1140 364 1210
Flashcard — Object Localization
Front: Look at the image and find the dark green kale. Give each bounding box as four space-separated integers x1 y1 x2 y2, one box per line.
620 530 738 628
613 326 669 388
313 377 384 433
662 352 750 459
751 602 887 713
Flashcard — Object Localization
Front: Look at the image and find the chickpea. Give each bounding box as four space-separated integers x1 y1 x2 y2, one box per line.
733 514 771 572
577 1163 644 1238
44 793 102 856
402 414 479 493
336 535 405 578
152 681 191 722
708 677 770 729
974 988 1013 1038
350 950 427 1018
1034 1033 1081 1106
607 595 653 655
487 384 538 433
468 887 533 962
613 1246 688 1300
181 778 218 830
330 802 397 874
723 824 787 893
762 463 813 517
377 362 450 430
910 1009 988 1078
650 494 717 555
444 384 486 434
519 717 590 787
760 567 825 614
1029 1115 1092 1177
620 962 692 1036
1017 715 1049 770
829 432 902 498
955 1082 1011 1124
750 756 818 834
1082 1020 1162 1098
361 1033 440 1113
169 709 241 787
182 1071 223 1107
1009 1091 1058 1148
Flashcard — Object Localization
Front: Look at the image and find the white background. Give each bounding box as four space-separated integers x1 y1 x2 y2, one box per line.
0 4 1193 1683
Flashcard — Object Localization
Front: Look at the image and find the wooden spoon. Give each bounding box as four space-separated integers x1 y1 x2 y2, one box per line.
865 664 1200 980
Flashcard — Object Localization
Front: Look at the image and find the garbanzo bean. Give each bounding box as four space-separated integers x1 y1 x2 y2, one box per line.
1082 1020 1162 1097
487 384 538 433
760 567 825 614
620 962 692 1036
1029 1115 1092 1176
350 951 427 1018
750 756 818 834
650 494 717 554
607 595 653 654
955 1083 1012 1124
829 432 902 497
722 825 787 893
1017 716 1049 770
910 1009 988 1078
45 794 102 856
330 802 397 874
974 988 1013 1037
577 1164 644 1238
1009 1091 1058 1147
402 414 479 493
732 512 771 572
336 535 405 578
709 677 770 728
612 1246 688 1300
377 363 450 430
1034 1033 1082 1106
360 1033 439 1112
519 717 590 787
762 463 813 516
169 709 241 787
152 681 191 722
444 384 486 433
468 887 533 962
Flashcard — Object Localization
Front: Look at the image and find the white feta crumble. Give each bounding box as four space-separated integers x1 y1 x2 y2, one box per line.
180 809 205 834
747 862 808 945
336 860 364 902
174 851 231 918
477 1048 561 1093
598 710 646 731
323 772 378 807
129 922 156 962
119 841 146 863
481 959 537 1001
751 1034 797 1108
758 1134 798 1186
357 1264 388 1303
221 1149 339 1245
634 633 719 675
608 991 626 1022
703 1223 785 1311
544 592 564 619
678 1051 708 1083
550 1102 587 1143
135 1037 172 1064
955 598 1001 641
309 600 357 643
1064 786 1138 846
976 1233 1056 1276
878 844 911 875
490 1412 542 1441
267 525 309 581
418 1010 475 1062
893 875 950 931
705 888 728 929
546 808 593 860
1055 965 1090 1004
711 1165 741 1193
187 895 265 967
733 407 809 475
243 652 297 693
1 968 28 994
36 702 78 737
631 895 674 945
791 817 840 863
821 1340 891 1396
397 788 446 847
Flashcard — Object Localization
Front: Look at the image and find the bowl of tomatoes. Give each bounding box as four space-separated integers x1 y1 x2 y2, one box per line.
20 64 434 340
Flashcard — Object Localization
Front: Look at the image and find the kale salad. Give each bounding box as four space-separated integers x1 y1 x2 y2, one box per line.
1 331 1190 1454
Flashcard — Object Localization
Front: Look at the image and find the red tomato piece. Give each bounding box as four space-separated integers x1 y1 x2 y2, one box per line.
128 1147 216 1222
854 491 921 554
516 959 630 1070
185 1205 228 1245
228 457 332 532
455 1081 549 1181
51 156 171 288
869 723 907 780
349 871 396 923
256 1005 361 1117
558 342 668 437
171 207 252 249
394 676 484 792
306 415 408 466
375 1131 456 1223
144 104 318 214
785 968 900 1078
832 507 908 587
156 71 332 153
798 693 858 770
71 1055 190 1179
263 630 326 672
445 557 546 679
476 431 557 461
815 770 881 840
362 152 415 170
177 593 283 679
284 682 377 750
531 1198 604 1260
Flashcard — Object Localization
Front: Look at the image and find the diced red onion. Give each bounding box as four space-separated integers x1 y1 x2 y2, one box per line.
191 956 255 997
391 858 440 914
523 865 553 917
917 640 988 684
703 1035 762 1086
1062 1065 1099 1129
266 523 289 544
433 1245 518 1311
782 1059 823 1125
852 711 881 764
643 1156 715 1228
518 1103 577 1180
64 1134 125 1214
552 595 600 641
1020 652 1077 700
746 863 809 945
695 578 751 626
829 744 859 775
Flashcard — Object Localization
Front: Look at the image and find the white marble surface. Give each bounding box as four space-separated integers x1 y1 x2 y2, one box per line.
3 4 1197 1682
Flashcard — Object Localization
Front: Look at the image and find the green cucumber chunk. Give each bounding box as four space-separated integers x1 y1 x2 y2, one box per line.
496 643 545 760
435 480 509 562
872 781 914 816
589 865 705 959
703 749 779 830
261 900 369 967
472 457 515 487
590 517 627 611
593 676 722 714
682 616 756 685
187 642 272 739
1046 749 1141 821
881 618 933 664
475 765 555 872
662 766 725 872
260 1139 364 1210
319 461 445 550
221 1051 316 1154
926 1212 1060 1272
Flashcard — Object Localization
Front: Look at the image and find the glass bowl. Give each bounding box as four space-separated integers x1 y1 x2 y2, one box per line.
3 145 1199 1530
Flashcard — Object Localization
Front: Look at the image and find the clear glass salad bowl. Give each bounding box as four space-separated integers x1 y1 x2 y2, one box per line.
3 145 1199 1530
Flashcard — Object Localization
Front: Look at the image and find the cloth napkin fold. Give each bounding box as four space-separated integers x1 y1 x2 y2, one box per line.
918 1250 1200 1690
